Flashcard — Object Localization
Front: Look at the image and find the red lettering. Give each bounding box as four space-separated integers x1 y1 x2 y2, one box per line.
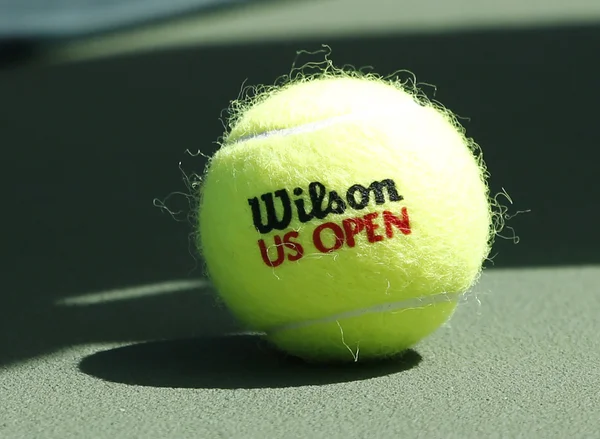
313 222 345 253
258 235 285 267
261 207 410 266
383 207 411 237
342 217 365 247
283 231 304 262
363 212 383 243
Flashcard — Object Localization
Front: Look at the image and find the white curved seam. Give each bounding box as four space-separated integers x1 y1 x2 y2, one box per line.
266 291 461 334
231 111 377 144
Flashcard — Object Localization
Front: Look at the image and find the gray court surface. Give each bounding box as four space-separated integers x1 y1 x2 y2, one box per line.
2 266 599 438
2 0 600 437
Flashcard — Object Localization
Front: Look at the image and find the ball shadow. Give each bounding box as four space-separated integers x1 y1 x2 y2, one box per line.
79 334 422 389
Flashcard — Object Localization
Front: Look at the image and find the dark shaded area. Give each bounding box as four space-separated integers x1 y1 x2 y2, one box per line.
1 24 599 368
0 285 240 366
0 39 39 68
79 334 422 388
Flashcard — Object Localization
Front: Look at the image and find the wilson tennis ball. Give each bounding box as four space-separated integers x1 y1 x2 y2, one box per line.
197 74 493 362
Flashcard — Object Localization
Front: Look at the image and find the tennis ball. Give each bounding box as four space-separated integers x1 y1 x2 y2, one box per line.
197 73 493 363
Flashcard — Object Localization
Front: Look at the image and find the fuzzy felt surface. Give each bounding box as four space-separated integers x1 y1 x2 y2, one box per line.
198 74 494 362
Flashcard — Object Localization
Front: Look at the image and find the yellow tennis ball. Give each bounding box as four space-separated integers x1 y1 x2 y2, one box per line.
197 74 493 362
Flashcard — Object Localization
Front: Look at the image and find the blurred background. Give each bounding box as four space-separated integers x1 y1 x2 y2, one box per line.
1 0 600 368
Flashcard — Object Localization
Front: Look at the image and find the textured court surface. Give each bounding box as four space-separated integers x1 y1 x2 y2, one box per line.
2 267 599 438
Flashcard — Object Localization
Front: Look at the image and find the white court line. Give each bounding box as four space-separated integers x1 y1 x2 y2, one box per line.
56 279 209 306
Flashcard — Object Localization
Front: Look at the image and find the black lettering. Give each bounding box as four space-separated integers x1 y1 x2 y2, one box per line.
369 179 402 204
308 182 328 219
250 179 403 233
346 184 370 210
325 190 346 215
293 187 314 223
248 189 292 234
